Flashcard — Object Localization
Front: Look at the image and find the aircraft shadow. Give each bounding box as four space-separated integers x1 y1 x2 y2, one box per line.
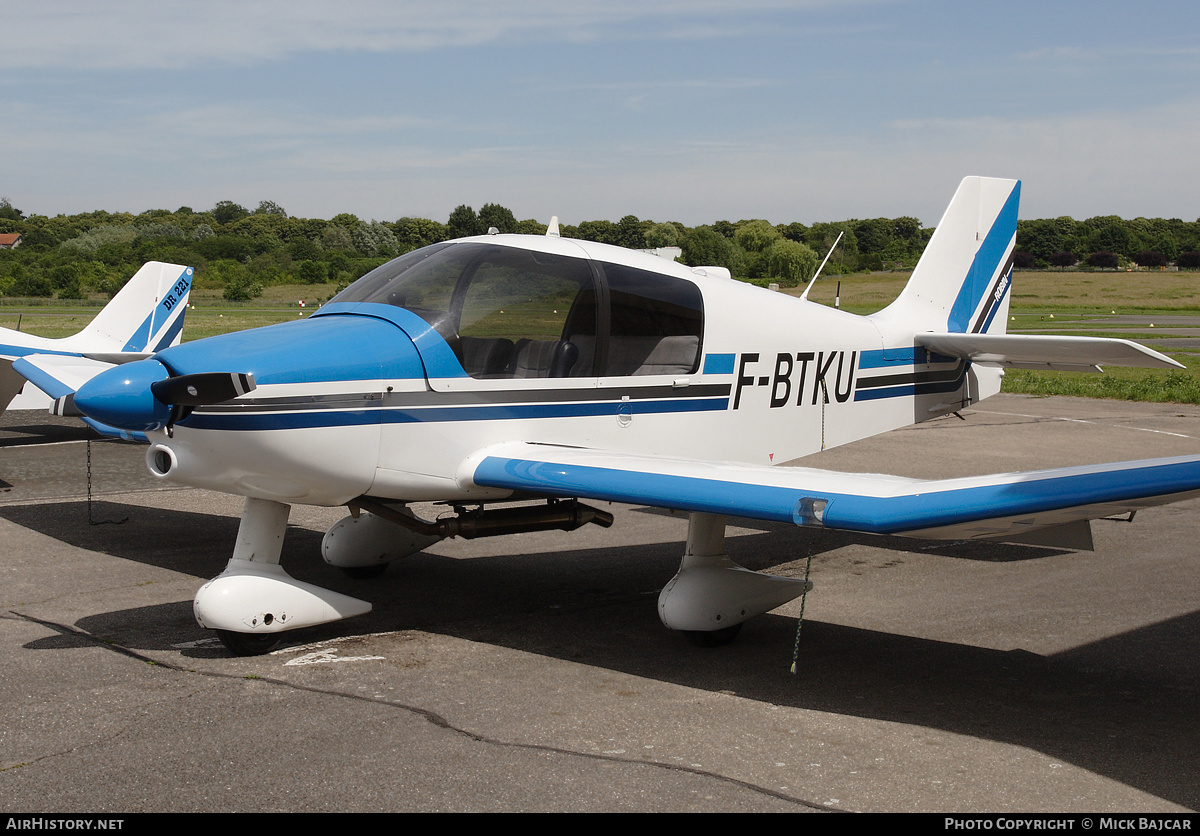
633 505 1075 563
6 499 1199 810
0 421 99 448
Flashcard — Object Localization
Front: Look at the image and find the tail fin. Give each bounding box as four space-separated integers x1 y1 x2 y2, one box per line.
62 262 193 354
872 177 1020 336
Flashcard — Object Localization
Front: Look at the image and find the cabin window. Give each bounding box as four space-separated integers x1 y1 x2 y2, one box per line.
456 248 597 379
596 262 703 376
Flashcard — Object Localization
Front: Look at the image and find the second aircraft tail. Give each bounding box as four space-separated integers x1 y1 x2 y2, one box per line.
62 261 193 355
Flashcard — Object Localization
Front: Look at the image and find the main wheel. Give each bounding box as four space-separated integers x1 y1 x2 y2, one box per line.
215 629 282 656
682 623 742 647
338 563 388 580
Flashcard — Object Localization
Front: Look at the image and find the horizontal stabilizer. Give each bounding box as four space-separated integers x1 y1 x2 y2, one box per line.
916 333 1182 372
467 442 1200 545
13 354 119 400
13 354 148 440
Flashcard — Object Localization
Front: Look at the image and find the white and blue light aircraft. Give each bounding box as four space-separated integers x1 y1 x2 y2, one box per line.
50 178 1200 655
2 261 192 437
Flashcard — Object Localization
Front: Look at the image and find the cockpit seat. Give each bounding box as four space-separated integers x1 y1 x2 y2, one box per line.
461 337 515 377
607 335 700 376
507 339 580 378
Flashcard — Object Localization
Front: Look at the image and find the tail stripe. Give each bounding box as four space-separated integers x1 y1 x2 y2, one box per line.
121 313 154 352
970 259 1014 335
152 311 187 352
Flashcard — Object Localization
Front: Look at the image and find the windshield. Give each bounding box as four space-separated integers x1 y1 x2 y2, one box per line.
331 242 598 378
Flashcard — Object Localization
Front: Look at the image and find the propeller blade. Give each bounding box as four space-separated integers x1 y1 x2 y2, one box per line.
150 372 256 406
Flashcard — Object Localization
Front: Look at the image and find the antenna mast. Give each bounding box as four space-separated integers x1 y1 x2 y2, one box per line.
799 231 844 302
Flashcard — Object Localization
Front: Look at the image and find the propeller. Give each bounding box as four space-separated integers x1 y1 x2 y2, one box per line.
151 372 256 434
150 372 256 406
73 362 256 435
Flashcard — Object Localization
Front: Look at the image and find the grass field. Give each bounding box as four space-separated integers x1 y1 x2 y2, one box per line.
800 269 1200 403
0 283 341 341
4 270 1199 402
799 269 1200 315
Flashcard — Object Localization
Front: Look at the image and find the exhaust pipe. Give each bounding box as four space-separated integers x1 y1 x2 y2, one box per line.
352 496 613 540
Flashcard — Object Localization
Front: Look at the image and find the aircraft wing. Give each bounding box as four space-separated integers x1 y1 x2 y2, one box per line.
12 354 148 440
916 333 1182 372
467 442 1200 544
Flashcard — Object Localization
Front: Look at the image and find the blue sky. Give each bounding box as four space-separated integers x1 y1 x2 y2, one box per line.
2 1 1197 227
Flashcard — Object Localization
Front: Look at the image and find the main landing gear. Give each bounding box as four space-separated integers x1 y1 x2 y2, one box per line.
658 512 812 646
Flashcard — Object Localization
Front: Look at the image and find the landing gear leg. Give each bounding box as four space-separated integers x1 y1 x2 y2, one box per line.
194 497 372 656
658 512 811 645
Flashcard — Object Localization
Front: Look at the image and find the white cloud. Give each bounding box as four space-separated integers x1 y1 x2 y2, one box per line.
0 0 857 69
8 95 1200 225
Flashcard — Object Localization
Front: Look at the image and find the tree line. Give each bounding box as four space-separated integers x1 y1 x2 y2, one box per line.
1014 216 1200 270
0 196 1197 302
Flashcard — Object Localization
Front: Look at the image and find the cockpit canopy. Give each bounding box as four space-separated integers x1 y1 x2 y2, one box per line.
330 241 704 380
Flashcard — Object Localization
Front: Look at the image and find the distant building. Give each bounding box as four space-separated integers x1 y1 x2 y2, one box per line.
0 233 21 249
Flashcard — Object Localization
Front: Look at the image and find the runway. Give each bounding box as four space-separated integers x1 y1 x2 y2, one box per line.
2 394 1199 812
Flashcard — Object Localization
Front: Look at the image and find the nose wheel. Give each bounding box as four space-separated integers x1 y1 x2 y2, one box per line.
215 629 283 657
195 497 372 656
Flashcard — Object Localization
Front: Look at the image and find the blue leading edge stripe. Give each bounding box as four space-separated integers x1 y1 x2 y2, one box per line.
11 357 77 399
472 454 1200 534
475 456 804 523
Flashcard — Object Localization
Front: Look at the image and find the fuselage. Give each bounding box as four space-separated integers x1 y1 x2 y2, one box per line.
76 235 994 507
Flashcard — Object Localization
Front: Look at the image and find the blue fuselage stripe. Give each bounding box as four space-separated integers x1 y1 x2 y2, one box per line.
182 397 730 431
853 377 966 402
383 397 728 424
858 348 957 369
858 348 924 368
0 344 79 360
703 353 736 374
